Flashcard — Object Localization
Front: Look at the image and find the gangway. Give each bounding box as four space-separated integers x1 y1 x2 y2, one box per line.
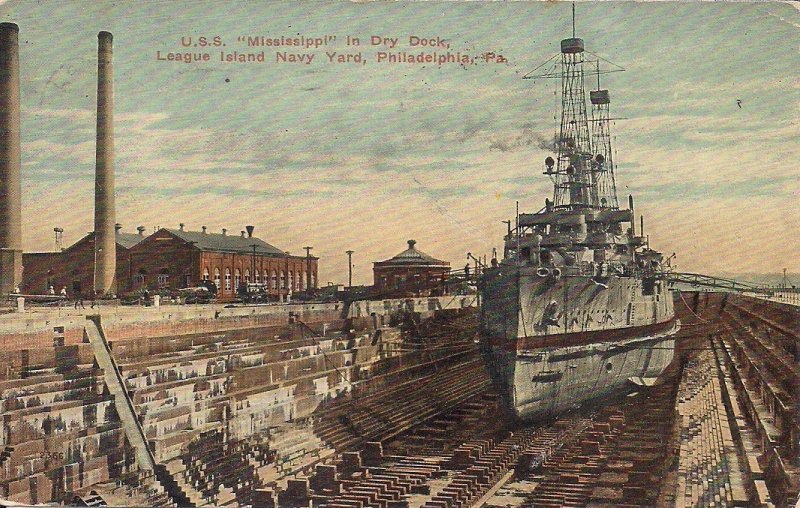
85 316 199 506
663 272 768 294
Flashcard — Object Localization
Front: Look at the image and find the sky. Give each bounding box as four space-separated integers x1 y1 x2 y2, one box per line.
1 0 798 286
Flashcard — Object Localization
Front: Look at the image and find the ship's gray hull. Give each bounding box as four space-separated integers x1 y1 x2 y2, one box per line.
480 265 677 421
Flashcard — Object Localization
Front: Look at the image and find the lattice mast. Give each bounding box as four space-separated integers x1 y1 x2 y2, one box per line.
546 5 595 209
589 60 620 209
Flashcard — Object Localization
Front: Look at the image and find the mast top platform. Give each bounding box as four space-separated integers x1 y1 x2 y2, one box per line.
561 38 584 54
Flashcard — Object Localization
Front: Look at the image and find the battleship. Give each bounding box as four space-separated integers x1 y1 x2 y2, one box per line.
479 15 679 422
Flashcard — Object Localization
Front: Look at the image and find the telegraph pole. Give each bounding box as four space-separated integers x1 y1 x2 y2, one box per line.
303 246 313 292
346 250 354 288
283 251 290 303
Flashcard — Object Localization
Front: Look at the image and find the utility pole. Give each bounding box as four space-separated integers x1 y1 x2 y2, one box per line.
346 250 354 288
303 246 313 292
283 251 290 303
246 225 256 287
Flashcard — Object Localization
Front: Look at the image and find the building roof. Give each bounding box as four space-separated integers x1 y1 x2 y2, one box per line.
375 240 449 267
163 228 287 256
116 232 146 249
56 230 146 254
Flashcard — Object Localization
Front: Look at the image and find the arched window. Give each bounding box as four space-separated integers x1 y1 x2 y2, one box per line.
224 268 231 291
244 269 250 284
254 270 260 283
214 268 221 290
203 267 210 281
234 269 241 290
280 271 285 289
135 268 147 287
311 274 315 288
271 270 277 290
288 271 293 291
300 271 305 291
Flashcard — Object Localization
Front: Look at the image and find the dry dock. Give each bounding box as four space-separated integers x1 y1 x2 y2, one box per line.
0 292 797 507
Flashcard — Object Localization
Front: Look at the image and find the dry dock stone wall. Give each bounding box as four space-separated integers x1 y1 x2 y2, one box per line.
0 297 478 506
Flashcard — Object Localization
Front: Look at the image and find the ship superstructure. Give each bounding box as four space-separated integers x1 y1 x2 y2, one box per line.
479 10 678 421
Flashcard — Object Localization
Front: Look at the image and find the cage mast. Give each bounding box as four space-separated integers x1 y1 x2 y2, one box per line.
551 5 594 209
589 60 620 209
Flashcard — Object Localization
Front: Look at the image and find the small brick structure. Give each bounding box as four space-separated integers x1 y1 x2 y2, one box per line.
373 240 450 297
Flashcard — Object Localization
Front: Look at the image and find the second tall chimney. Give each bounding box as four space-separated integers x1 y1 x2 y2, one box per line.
0 23 23 295
93 31 116 296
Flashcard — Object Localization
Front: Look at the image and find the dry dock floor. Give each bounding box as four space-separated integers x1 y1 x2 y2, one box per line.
285 293 798 508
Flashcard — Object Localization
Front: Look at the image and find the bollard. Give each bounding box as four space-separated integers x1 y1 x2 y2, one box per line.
153 294 160 308
16 296 24 312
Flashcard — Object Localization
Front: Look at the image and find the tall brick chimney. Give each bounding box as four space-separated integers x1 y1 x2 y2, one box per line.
0 23 23 295
93 31 116 296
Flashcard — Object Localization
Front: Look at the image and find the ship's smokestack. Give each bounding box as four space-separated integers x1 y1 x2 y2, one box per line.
93 30 116 296
0 23 23 295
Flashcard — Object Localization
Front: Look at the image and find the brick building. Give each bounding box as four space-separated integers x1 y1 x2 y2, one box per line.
21 225 145 296
373 240 450 296
128 225 316 300
21 225 318 301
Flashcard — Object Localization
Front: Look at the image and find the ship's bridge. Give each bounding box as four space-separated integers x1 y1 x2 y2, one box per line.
505 205 650 269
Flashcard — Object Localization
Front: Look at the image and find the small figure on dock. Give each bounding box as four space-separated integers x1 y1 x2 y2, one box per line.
72 280 85 309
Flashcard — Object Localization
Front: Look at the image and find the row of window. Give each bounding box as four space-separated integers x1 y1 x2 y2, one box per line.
202 267 314 292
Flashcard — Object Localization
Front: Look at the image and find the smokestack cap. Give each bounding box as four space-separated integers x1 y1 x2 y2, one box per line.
407 239 416 249
0 22 20 32
179 223 185 231
222 228 227 236
246 225 255 238
240 231 246 238
201 226 207 234
98 31 113 41
137 226 146 235
114 223 122 232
